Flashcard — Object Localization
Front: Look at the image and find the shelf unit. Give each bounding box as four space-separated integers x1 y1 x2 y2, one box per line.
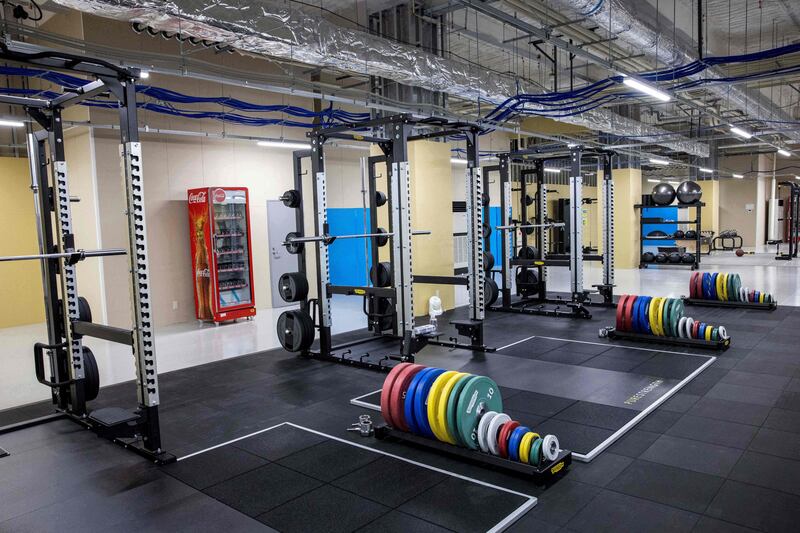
636 202 704 270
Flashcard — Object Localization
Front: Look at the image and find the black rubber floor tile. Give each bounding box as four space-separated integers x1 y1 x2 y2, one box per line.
786 377 800 392
706 382 783 407
640 435 743 477
500 337 568 358
729 451 800 496
607 459 724 514
706 479 800 532
607 429 662 458
720 370 792 391
734 358 800 378
535 347 597 365
398 476 528 533
763 407 800 434
690 516 758 533
502 390 577 418
636 409 682 433
581 354 643 372
566 489 699 533
257 485 389 533
356 510 452 533
567 452 633 487
688 397 772 426
774 391 800 412
534 419 615 455
631 354 713 380
518 479 600 527
233 424 327 461
553 401 637 431
748 427 800 461
667 415 758 449
601 346 659 364
204 463 322 517
680 375 724 397
332 456 446 508
163 446 268 490
505 514 562 533
660 392 701 413
277 439 381 482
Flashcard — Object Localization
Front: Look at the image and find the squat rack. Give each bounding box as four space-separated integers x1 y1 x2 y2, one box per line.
775 181 799 261
485 144 615 319
281 114 492 371
0 42 171 464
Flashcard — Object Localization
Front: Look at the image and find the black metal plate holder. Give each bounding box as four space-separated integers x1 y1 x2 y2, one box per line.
682 297 777 311
374 425 572 484
600 327 730 351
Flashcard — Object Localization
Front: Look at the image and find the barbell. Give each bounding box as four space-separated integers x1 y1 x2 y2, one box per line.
283 230 431 250
0 248 127 266
495 222 565 231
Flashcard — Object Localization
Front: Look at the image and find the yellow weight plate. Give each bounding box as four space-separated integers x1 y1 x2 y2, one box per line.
435 372 468 444
716 273 725 301
720 273 729 301
705 325 713 341
759 292 765 303
649 297 662 335
656 297 668 336
427 370 458 442
519 432 535 464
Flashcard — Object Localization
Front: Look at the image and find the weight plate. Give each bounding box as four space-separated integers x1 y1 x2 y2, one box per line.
437 372 470 444
631 297 643 333
284 231 304 254
477 411 499 453
656 297 668 336
732 274 742 301
370 262 392 287
623 295 637 332
691 320 700 339
389 364 426 432
689 272 699 299
281 189 301 208
717 273 727 301
413 368 447 438
711 327 719 342
697 322 707 340
446 373 474 446
486 413 511 456
616 294 630 331
82 346 100 402
278 272 309 303
702 273 712 300
705 324 713 341
427 371 459 442
638 296 652 335
519 432 537 464
456 375 503 450
375 190 387 207
483 251 494 272
661 298 673 337
672 299 685 337
759 292 765 303
685 317 694 339
718 326 729 340
405 367 437 434
695 272 704 301
484 277 499 308
381 363 411 428
530 436 543 466
678 316 688 338
727 273 735 301
508 426 530 462
374 227 390 247
481 192 490 207
497 420 520 459
276 310 315 352
648 297 661 335
482 223 492 239
542 435 560 462
710 273 719 300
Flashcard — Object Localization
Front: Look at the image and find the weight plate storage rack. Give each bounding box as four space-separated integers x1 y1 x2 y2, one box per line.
682 271 778 310
637 202 704 270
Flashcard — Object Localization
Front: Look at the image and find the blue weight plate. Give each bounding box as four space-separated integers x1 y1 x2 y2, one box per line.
639 296 652 334
702 273 712 300
405 367 436 434
754 290 761 303
697 322 707 340
631 296 642 333
413 368 446 438
710 273 719 300
508 426 530 462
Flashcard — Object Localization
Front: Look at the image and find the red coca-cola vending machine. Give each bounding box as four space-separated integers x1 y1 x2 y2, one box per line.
188 187 256 323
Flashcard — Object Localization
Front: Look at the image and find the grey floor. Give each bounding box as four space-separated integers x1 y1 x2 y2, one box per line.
2 303 800 532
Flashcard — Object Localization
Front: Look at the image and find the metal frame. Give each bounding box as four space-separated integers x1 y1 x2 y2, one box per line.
775 181 799 260
637 202 703 270
0 43 171 463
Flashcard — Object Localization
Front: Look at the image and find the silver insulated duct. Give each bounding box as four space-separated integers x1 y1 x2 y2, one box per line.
52 0 707 156
543 0 800 142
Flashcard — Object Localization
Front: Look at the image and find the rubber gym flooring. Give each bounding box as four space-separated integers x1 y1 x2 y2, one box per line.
2 303 800 531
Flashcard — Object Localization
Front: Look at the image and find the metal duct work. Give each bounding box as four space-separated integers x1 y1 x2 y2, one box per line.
548 0 800 142
52 0 707 156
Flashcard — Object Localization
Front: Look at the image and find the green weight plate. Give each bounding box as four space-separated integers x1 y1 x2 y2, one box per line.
712 327 719 342
671 298 684 338
661 298 674 337
445 374 474 446
455 376 503 450
530 436 542 466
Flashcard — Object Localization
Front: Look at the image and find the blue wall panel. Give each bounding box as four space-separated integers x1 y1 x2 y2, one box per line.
642 206 678 248
327 208 371 286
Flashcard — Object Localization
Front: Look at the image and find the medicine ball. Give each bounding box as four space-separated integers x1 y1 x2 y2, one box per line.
735 248 745 257
673 229 685 239
676 181 702 204
681 253 695 264
668 252 682 263
641 252 655 263
651 183 676 206
655 252 668 263
684 229 697 239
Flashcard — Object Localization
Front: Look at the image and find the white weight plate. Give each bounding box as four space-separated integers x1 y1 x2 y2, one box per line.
677 316 688 338
684 317 695 339
542 434 560 462
486 413 511 456
718 326 729 340
477 411 498 453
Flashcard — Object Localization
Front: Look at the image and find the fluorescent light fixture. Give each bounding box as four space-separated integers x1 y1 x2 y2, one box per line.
795 175 800 180
732 173 744 179
649 158 669 165
566 143 577 148
0 119 25 127
699 167 713 174
544 167 562 174
622 77 671 102
139 71 150 79
647 178 660 183
450 158 468 165
257 140 311 149
729 126 752 139
778 148 792 157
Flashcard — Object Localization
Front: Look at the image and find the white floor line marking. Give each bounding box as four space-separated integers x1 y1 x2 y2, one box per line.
350 388 382 402
177 421 537 532
177 422 288 461
532 335 715 358
496 335 538 351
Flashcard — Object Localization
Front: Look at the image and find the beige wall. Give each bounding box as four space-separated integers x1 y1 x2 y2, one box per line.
607 168 642 269
719 178 758 247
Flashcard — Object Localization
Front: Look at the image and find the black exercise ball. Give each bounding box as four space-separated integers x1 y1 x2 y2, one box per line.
655 252 668 263
673 229 685 239
676 181 702 204
641 252 655 263
647 230 668 239
681 253 695 264
684 229 697 239
651 183 676 206
668 252 682 263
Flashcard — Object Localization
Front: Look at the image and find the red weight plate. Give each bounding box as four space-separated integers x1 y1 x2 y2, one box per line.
616 295 631 331
690 272 699 299
388 364 426 431
749 290 756 303
695 272 704 301
623 295 638 332
497 420 520 458
380 363 412 427
692 320 701 339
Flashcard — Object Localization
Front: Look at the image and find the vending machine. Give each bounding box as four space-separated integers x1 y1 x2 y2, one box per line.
188 187 256 323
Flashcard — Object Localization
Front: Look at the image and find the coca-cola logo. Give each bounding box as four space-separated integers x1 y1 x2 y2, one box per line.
189 191 207 204
196 268 210 278
212 188 227 203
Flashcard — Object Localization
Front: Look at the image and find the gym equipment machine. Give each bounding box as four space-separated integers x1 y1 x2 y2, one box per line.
0 42 172 463
484 145 616 319
775 181 799 261
599 294 731 350
275 115 494 370
683 272 777 311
